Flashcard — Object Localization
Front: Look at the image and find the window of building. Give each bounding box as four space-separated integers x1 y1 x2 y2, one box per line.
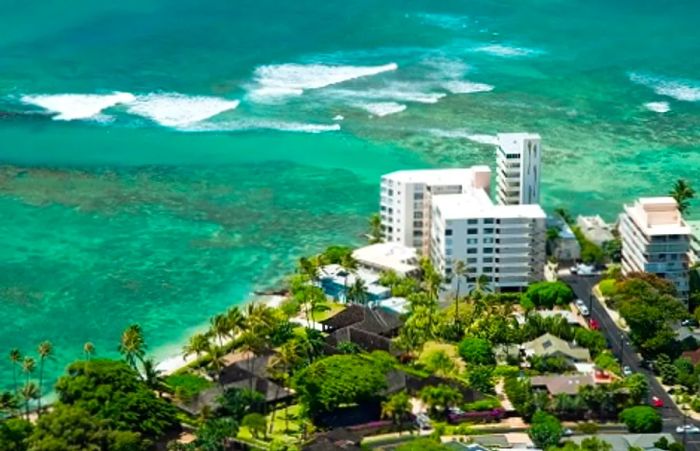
414 192 424 200
467 248 477 254
446 229 453 236
467 219 478 225
446 248 452 256
467 238 478 245
484 218 494 224
483 267 493 273
483 257 493 263
467 257 478 264
467 228 478 235
484 247 493 254
414 212 423 219
484 228 494 234
484 237 494 244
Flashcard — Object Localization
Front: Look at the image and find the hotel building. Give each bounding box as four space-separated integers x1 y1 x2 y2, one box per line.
497 133 542 206
619 197 691 298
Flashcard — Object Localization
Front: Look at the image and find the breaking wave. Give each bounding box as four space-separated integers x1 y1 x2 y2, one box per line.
442 81 494 94
179 119 341 134
248 62 398 102
126 93 240 127
356 102 407 117
629 72 700 102
644 101 671 113
474 44 539 57
20 92 135 121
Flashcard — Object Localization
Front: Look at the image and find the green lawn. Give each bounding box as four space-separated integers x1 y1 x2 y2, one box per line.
313 302 346 322
418 340 466 373
237 404 303 445
165 373 213 401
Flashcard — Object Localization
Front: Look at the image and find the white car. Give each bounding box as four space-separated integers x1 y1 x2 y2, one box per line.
562 428 574 437
622 366 632 377
575 299 590 317
677 425 700 434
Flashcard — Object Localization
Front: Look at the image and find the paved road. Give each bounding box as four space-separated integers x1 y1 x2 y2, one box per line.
563 275 700 450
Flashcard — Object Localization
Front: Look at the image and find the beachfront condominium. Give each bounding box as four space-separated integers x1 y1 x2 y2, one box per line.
429 189 547 291
497 133 541 206
379 166 491 253
619 197 691 299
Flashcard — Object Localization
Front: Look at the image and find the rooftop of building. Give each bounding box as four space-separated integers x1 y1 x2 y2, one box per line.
381 166 490 185
624 197 691 236
351 243 418 276
567 433 674 451
576 214 615 244
531 374 595 395
432 188 546 220
523 333 591 362
497 132 541 153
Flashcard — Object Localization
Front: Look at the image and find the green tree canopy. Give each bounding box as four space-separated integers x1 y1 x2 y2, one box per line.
396 438 450 451
54 359 179 440
0 418 32 451
524 282 575 309
458 337 495 365
619 406 662 433
528 410 563 449
28 404 145 451
293 355 386 416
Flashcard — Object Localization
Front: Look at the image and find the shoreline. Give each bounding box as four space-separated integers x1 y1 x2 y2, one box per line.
154 293 288 376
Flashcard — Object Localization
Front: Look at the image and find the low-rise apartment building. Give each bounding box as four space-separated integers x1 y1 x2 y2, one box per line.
619 197 691 298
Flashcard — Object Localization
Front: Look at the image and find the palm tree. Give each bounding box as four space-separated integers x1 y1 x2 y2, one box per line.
368 213 382 243
83 342 95 361
381 392 412 434
226 306 246 338
267 342 301 434
37 340 53 416
210 313 231 347
20 382 39 421
183 332 211 361
347 278 368 305
340 253 358 299
207 344 227 385
22 356 35 386
142 358 166 396
118 324 146 372
453 260 468 326
9 349 22 395
670 179 695 215
239 331 265 390
0 391 18 416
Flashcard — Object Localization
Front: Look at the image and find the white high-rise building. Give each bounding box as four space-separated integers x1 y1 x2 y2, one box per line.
379 167 491 252
619 197 691 299
497 133 541 206
430 189 547 291
379 165 546 291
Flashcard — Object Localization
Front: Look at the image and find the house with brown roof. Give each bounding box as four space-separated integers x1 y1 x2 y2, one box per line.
321 305 404 354
523 333 591 363
531 374 595 395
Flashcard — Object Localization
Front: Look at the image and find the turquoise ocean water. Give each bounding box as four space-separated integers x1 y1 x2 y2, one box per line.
0 0 698 387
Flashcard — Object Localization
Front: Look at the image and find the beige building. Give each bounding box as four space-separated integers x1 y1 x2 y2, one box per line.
619 197 691 298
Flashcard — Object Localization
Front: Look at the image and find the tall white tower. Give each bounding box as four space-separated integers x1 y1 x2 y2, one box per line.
496 133 541 206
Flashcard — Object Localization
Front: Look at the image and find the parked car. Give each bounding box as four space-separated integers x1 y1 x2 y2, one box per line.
575 299 590 317
416 413 431 430
562 428 574 437
676 425 700 434
651 396 664 408
682 318 699 328
622 365 632 377
588 318 600 330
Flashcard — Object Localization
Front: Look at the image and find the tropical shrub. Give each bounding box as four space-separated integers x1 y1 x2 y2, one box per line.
619 406 662 433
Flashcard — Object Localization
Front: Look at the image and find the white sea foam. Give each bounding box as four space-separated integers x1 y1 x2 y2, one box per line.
180 119 341 134
331 85 446 104
422 57 470 80
357 102 407 117
332 115 345 121
474 44 539 57
20 92 135 121
442 80 494 94
629 72 700 102
644 101 671 113
249 62 398 102
127 93 239 127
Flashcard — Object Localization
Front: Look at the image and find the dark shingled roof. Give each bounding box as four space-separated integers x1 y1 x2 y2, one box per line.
219 352 274 385
320 305 403 336
325 327 398 355
303 427 362 450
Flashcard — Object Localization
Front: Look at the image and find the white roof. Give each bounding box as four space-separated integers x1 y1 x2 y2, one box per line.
382 166 489 186
433 189 546 220
624 197 690 236
352 243 418 276
497 133 541 153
